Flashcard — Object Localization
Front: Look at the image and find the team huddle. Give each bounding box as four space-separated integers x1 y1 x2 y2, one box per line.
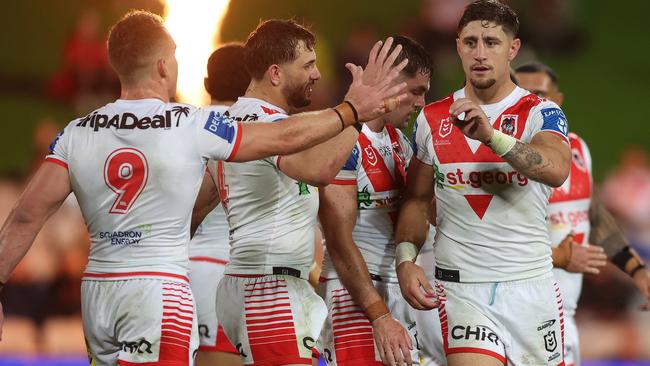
0 1 648 366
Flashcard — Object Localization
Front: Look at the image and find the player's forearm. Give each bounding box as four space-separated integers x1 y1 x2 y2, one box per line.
502 141 569 187
589 197 628 259
0 207 48 283
280 127 359 186
395 198 429 249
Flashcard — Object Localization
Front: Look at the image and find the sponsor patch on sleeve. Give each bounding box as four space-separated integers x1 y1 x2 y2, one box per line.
540 107 568 137
48 129 65 154
342 145 360 171
203 111 236 143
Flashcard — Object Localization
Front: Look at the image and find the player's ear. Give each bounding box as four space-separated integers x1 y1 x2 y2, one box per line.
268 64 282 87
157 58 168 78
508 38 521 62
204 77 209 93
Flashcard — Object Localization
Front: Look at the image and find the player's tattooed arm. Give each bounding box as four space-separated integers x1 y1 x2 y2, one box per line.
502 132 570 187
588 195 628 259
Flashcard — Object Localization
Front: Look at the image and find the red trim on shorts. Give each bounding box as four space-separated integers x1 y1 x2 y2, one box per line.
446 347 506 365
226 126 244 161
118 360 188 366
249 357 312 365
228 274 265 278
331 178 356 185
45 157 68 169
83 272 189 282
199 325 238 354
189 256 228 265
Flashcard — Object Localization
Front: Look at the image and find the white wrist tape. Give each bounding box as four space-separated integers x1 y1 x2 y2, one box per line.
395 241 419 267
487 129 518 157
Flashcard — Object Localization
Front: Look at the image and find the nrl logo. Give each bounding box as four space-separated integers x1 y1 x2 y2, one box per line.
500 114 518 136
544 330 558 352
364 146 378 166
439 118 452 138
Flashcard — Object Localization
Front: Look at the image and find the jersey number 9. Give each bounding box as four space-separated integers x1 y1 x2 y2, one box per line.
104 148 149 214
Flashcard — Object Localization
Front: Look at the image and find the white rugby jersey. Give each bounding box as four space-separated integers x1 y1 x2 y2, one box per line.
188 105 231 263
46 98 242 279
547 133 592 315
414 86 569 282
321 124 412 281
219 97 319 278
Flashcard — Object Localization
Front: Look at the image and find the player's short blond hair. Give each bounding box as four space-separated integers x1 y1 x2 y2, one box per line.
108 10 172 82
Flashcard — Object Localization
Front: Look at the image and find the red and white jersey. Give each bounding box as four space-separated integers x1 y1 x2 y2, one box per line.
414 86 569 282
189 105 231 262
219 97 319 277
547 133 593 314
46 98 242 278
322 124 412 281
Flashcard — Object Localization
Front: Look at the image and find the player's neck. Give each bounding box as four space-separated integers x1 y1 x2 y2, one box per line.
245 81 289 112
366 118 386 133
464 78 517 105
119 81 170 103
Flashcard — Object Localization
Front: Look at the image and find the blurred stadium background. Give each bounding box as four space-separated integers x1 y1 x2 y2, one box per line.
0 0 648 365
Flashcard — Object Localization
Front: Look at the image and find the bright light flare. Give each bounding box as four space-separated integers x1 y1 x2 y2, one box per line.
164 0 231 105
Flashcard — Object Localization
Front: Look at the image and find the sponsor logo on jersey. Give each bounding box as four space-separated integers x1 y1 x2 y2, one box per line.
120 339 153 354
100 230 145 245
296 181 311 196
203 111 236 143
537 319 556 331
548 209 589 228
48 129 64 154
451 325 500 346
438 117 453 138
499 114 518 136
76 111 173 131
445 168 529 188
541 108 568 136
198 324 210 338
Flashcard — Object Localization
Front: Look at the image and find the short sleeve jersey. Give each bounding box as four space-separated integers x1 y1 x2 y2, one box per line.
219 97 319 277
547 133 592 314
322 124 412 281
188 104 231 262
414 86 569 282
46 98 242 277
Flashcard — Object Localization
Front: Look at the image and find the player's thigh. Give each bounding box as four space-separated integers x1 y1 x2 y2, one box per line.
447 352 504 366
316 279 381 366
414 305 445 366
189 261 229 351
195 349 243 366
217 275 326 366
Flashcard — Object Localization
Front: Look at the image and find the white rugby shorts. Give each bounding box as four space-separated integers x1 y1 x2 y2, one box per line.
437 273 565 366
215 274 327 365
82 275 199 366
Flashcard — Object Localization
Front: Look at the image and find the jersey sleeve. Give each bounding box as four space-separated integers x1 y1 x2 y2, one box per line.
45 123 72 169
331 143 360 185
194 108 243 161
413 109 433 165
527 100 570 142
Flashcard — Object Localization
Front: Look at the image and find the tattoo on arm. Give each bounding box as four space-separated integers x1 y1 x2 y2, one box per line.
503 142 553 182
589 197 628 259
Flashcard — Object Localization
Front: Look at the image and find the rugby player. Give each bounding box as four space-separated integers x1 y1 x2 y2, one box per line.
0 11 407 366
213 20 408 366
516 62 650 366
317 36 435 366
395 1 573 365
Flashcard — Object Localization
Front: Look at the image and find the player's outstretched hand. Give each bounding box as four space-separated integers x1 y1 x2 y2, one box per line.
372 315 413 366
632 267 650 311
344 37 408 122
449 98 493 143
396 261 439 310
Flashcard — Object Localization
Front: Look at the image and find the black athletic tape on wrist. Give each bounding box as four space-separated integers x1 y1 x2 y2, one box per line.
630 263 647 277
343 100 359 123
332 108 346 132
612 246 634 272
353 122 362 133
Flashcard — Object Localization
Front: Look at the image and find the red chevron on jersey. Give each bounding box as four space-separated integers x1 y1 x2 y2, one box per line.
424 94 542 164
357 127 405 193
549 133 592 203
464 194 493 219
260 105 281 115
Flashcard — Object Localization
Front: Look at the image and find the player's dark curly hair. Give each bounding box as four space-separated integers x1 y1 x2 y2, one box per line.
244 19 316 80
205 43 251 101
457 0 520 37
391 36 433 78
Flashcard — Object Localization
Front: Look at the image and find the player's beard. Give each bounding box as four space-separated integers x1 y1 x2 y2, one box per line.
285 79 314 109
470 77 496 89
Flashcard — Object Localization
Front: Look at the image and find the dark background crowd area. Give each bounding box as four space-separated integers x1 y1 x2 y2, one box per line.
0 0 648 361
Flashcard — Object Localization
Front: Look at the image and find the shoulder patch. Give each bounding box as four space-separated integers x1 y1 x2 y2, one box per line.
540 107 568 137
203 111 236 143
48 129 65 154
342 145 360 171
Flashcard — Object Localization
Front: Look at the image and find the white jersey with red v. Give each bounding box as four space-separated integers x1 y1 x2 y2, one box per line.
323 123 412 281
47 98 242 278
413 86 570 282
547 132 593 314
